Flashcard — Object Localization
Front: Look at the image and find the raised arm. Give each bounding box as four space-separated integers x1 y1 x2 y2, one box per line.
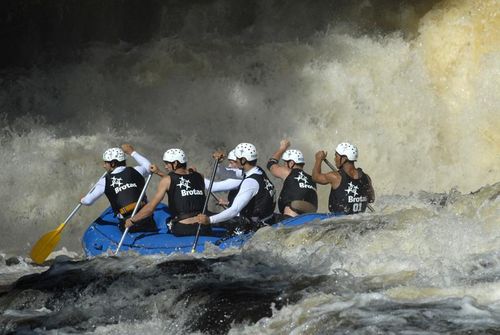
312 150 339 186
267 139 291 180
122 143 151 177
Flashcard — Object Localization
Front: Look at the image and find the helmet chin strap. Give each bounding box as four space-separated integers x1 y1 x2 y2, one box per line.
338 156 347 170
238 157 247 171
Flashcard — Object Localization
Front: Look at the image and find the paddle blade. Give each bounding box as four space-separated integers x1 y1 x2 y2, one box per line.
30 224 64 264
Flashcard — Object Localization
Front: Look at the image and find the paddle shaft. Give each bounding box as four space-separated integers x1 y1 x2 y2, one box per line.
30 171 107 264
191 158 219 253
59 204 82 229
323 158 375 213
114 173 153 255
211 191 227 209
54 171 109 232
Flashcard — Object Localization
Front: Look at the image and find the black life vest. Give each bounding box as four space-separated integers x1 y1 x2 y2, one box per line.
167 171 206 218
278 169 317 214
239 167 276 221
328 169 370 215
104 167 145 216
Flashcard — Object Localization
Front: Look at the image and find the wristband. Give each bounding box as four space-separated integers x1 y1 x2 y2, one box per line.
267 158 279 170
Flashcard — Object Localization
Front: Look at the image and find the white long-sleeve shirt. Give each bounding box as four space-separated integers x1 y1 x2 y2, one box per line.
80 151 151 206
209 166 263 224
204 177 242 192
204 166 243 192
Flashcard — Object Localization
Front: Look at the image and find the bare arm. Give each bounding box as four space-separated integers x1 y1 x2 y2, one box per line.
312 150 340 187
150 164 167 178
268 139 291 180
125 176 170 226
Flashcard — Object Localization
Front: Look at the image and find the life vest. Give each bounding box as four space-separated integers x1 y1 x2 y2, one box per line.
104 167 145 216
167 171 206 219
328 169 371 215
278 169 317 214
239 167 276 221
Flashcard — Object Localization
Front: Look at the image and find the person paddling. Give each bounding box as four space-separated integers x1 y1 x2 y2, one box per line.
195 143 276 234
80 144 157 232
312 142 375 215
205 149 243 208
124 148 212 237
267 139 318 218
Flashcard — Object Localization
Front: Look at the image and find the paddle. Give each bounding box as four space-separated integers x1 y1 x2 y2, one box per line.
114 173 153 255
323 158 375 213
211 191 228 209
191 158 220 253
30 172 107 265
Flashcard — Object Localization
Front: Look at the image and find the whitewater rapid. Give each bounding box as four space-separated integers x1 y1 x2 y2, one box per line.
0 0 498 333
1 182 499 334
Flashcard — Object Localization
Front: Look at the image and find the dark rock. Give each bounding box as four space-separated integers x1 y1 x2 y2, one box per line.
6 256 20 266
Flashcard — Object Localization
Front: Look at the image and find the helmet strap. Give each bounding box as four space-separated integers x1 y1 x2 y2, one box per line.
338 156 347 170
238 157 248 170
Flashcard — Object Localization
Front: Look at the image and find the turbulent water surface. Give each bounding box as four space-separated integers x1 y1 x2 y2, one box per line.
0 0 499 333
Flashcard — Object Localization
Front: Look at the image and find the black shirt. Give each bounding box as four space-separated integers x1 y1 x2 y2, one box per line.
328 169 371 215
278 169 317 214
167 171 206 218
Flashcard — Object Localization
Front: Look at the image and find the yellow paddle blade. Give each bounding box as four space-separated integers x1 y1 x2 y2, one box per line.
30 223 65 265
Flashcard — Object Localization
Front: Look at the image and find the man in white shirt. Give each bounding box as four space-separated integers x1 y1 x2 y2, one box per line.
196 142 276 234
81 144 156 232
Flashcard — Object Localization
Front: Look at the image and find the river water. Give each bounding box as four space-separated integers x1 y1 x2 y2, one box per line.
0 0 498 333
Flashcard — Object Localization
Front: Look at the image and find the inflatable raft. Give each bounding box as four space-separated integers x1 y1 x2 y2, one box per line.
82 203 338 257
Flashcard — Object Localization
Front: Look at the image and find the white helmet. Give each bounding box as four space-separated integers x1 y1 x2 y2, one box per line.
234 142 258 161
163 148 187 164
103 148 126 162
227 149 237 161
282 149 305 164
335 142 358 161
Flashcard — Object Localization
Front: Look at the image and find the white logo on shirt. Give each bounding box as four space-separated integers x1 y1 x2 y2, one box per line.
294 171 314 189
177 176 203 197
110 176 137 194
345 182 359 197
264 178 275 197
176 177 191 190
111 177 123 187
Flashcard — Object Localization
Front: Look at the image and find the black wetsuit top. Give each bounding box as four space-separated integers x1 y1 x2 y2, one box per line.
104 167 145 215
328 169 371 215
278 169 317 214
167 171 206 219
240 167 276 221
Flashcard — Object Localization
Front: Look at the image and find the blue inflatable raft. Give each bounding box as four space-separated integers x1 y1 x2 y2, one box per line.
82 203 338 257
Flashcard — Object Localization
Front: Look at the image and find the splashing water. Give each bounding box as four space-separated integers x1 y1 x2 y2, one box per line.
0 0 499 333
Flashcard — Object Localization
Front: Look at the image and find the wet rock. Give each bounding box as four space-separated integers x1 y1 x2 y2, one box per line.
6 256 20 266
53 255 73 263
